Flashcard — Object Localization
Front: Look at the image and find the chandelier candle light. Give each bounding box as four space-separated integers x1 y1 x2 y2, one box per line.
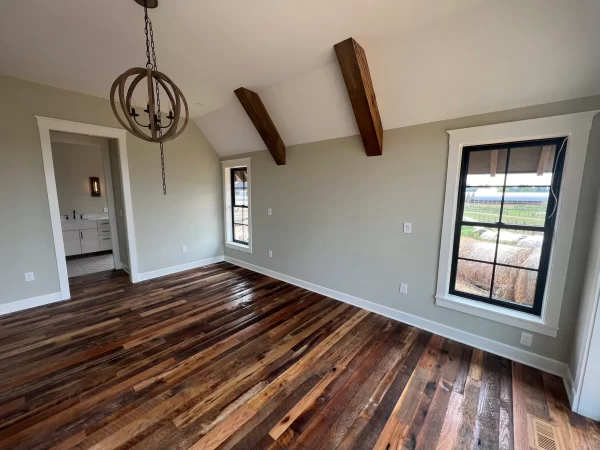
110 0 189 195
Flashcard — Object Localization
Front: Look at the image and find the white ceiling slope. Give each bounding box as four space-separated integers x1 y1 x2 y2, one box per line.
1 0 599 156
198 0 600 156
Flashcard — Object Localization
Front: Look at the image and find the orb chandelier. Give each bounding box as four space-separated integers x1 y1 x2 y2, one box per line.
110 0 188 195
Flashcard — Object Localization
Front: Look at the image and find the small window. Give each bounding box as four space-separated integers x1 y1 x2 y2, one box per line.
222 158 251 253
449 138 567 315
231 167 249 244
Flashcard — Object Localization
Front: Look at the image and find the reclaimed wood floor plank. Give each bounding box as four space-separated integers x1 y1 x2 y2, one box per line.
0 263 594 450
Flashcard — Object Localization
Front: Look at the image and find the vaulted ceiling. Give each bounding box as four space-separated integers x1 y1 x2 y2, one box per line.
1 0 599 156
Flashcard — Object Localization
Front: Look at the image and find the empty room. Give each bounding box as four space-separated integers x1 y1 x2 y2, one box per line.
1 1 600 449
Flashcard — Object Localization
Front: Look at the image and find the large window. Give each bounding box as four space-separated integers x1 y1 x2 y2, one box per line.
437 113 596 337
231 167 249 244
449 138 566 315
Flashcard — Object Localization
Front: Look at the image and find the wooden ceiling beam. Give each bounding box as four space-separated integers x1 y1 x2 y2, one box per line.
537 146 553 176
234 87 286 165
490 149 498 177
334 37 383 156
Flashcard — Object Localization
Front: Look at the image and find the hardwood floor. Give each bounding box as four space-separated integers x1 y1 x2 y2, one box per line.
0 262 598 450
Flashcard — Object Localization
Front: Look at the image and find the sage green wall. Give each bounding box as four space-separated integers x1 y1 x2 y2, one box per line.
109 140 130 267
569 115 600 381
0 74 223 305
52 141 108 217
224 96 600 363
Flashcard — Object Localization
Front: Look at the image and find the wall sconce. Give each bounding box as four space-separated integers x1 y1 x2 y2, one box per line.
90 177 101 197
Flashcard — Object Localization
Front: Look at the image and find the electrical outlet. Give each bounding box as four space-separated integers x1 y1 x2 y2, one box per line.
181 245 187 253
268 208 272 216
104 207 109 213
24 272 35 282
520 332 533 347
269 250 273 258
403 223 412 234
400 283 408 294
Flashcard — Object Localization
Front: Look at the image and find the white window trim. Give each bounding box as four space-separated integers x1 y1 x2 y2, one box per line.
436 111 599 337
222 158 252 254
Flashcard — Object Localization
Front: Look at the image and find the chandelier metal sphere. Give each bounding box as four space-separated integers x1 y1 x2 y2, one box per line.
110 0 188 194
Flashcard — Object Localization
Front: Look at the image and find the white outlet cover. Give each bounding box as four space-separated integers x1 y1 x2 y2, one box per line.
520 332 533 347
269 250 273 258
268 208 272 216
400 283 408 294
182 245 187 253
24 272 35 282
403 223 412 233
104 207 109 213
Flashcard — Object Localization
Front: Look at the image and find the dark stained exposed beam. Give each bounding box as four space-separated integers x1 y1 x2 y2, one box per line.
234 87 286 165
334 37 383 157
490 149 498 177
537 146 553 176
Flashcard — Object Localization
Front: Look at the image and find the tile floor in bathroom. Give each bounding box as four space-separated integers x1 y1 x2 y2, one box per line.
66 253 115 278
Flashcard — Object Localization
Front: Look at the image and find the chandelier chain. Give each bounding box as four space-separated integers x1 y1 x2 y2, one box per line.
144 6 167 195
110 1 189 196
144 7 152 69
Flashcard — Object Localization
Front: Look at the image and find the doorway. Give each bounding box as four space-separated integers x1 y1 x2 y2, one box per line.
50 132 122 279
36 116 139 300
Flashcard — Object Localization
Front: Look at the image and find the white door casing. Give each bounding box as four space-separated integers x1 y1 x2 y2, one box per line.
36 116 139 300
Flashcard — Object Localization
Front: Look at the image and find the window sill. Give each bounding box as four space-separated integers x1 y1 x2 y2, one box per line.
435 294 558 337
225 241 252 254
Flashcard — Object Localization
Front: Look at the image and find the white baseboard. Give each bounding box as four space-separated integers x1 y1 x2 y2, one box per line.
225 256 573 394
137 256 225 282
0 291 63 316
121 262 131 274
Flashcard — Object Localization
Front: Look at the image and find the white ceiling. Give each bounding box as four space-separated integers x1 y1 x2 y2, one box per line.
1 0 600 156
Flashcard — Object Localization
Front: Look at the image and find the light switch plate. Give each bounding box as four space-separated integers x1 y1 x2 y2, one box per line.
268 208 272 216
403 223 412 233
400 283 408 294
269 250 273 258
24 272 35 282
520 332 533 347
104 207 109 213
181 245 187 253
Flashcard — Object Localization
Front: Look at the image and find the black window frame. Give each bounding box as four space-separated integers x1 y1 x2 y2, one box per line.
449 137 567 316
230 167 249 245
